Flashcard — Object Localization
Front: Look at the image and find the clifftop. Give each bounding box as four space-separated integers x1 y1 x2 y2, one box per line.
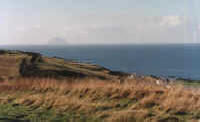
0 50 128 80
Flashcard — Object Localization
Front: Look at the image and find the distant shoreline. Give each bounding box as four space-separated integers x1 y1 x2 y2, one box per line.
1 43 200 46
1 45 200 80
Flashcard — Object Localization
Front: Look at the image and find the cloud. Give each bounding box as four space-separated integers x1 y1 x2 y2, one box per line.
0 13 193 45
160 16 183 27
59 15 190 44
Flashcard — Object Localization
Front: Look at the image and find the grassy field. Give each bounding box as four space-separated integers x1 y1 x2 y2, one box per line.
0 78 200 122
1 50 200 121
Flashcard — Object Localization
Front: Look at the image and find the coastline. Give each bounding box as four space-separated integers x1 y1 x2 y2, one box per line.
0 49 199 82
1 44 200 80
0 50 200 121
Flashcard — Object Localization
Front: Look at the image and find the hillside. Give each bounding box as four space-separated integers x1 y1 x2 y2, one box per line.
0 50 127 81
0 78 200 122
0 50 200 122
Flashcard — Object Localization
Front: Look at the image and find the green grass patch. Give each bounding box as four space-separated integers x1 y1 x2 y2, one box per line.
0 104 103 122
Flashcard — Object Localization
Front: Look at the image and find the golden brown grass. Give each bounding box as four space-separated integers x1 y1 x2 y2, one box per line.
0 77 200 121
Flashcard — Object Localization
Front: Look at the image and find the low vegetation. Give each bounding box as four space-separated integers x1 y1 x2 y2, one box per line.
0 50 124 81
1 50 200 121
0 77 200 122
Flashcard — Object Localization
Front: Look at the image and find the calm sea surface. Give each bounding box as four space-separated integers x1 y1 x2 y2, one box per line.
1 44 200 80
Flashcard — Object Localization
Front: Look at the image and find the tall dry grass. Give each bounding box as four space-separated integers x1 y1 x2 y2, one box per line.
0 77 200 121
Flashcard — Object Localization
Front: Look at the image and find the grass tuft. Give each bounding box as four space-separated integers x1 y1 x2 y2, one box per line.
0 78 200 121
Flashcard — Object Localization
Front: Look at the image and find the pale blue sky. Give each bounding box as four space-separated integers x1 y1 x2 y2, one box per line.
0 0 199 45
0 0 192 15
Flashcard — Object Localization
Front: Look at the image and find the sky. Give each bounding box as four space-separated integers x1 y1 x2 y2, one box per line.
0 0 199 45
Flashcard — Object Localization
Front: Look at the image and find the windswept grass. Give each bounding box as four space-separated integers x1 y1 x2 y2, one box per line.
0 78 200 121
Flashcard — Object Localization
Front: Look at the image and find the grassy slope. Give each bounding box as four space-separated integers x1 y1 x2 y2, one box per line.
0 50 122 81
1 50 200 121
0 52 28 79
0 78 200 122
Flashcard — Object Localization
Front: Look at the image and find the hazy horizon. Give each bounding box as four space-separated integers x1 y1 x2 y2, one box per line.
0 0 199 45
1 41 200 46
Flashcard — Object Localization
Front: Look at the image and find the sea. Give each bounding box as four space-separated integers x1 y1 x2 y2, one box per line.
1 44 200 80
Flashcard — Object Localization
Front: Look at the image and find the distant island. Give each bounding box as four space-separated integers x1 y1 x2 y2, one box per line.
48 37 68 45
0 50 200 122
